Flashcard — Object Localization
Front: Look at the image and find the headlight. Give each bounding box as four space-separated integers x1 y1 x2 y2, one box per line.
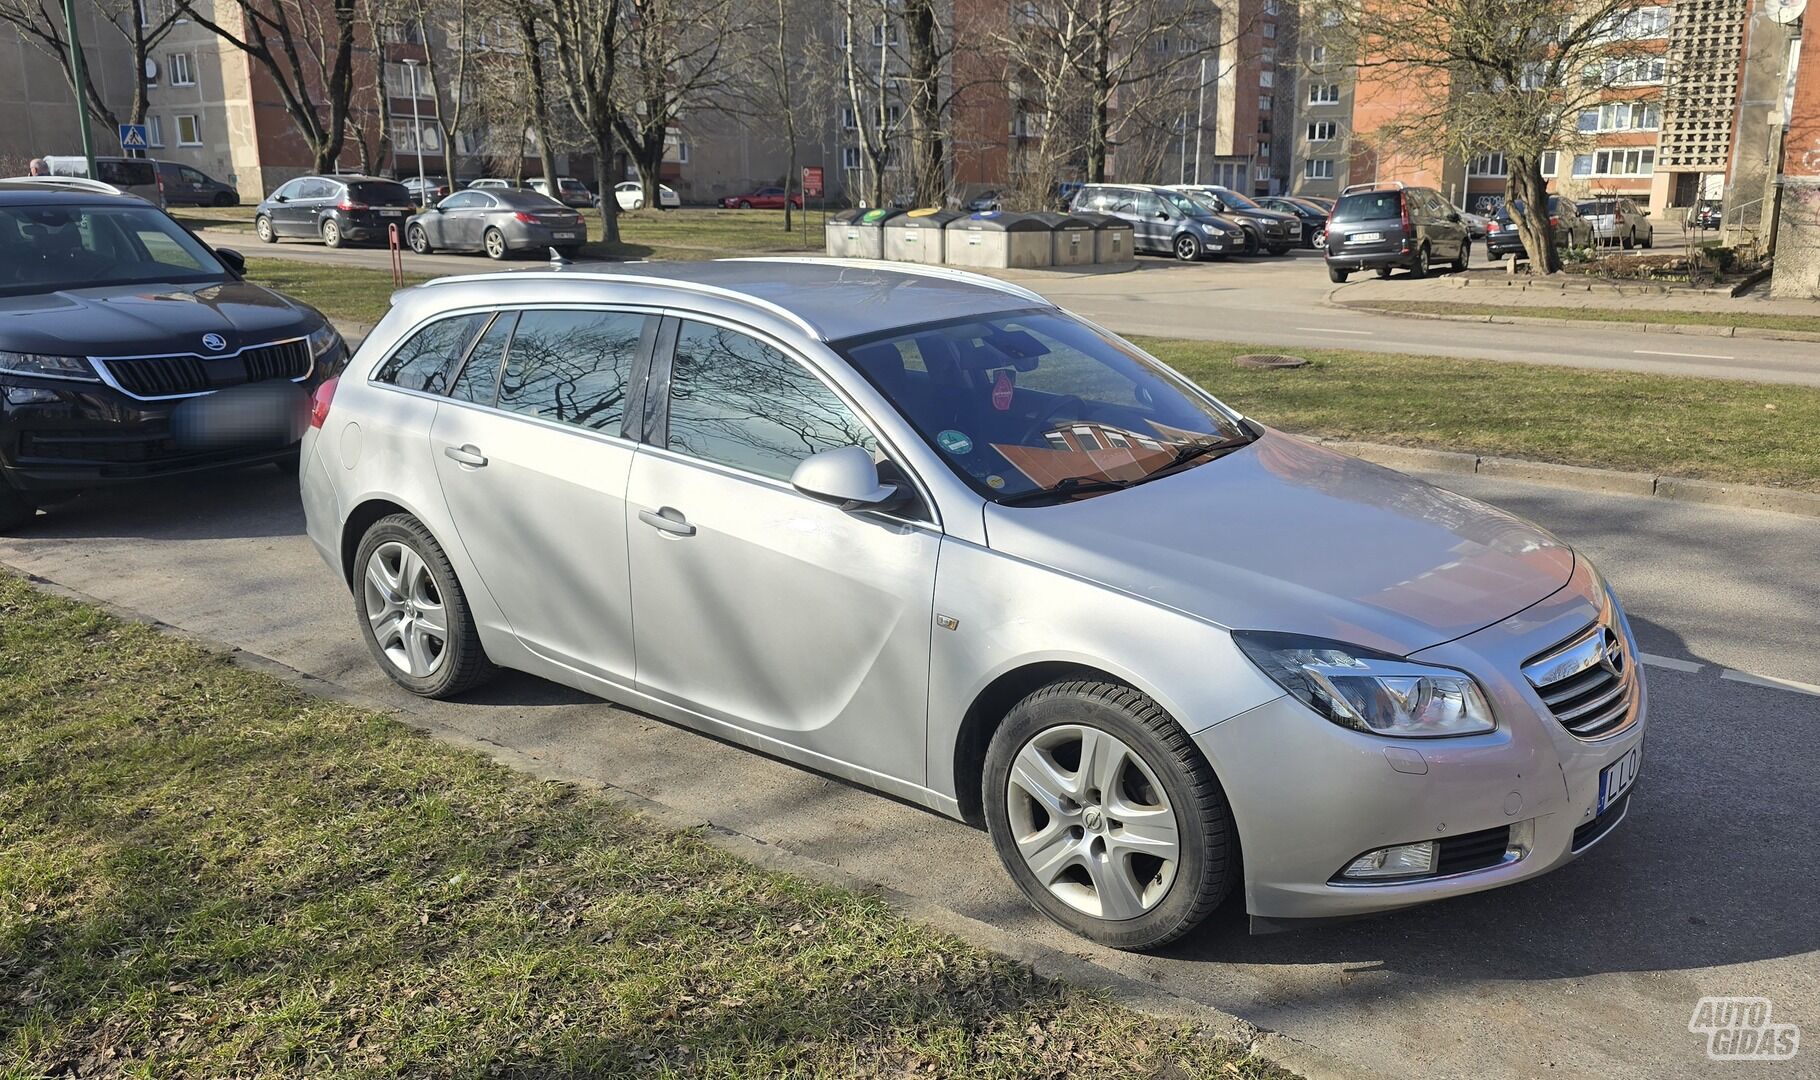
1232 631 1496 738
0 351 100 382
307 324 343 360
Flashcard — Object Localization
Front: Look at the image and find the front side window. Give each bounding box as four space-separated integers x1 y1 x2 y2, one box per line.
666 321 876 482
497 309 646 431
839 311 1252 504
0 203 228 297
372 313 488 393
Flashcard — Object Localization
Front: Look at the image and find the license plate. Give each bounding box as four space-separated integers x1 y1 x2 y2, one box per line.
552 231 576 240
1351 231 1382 243
1598 743 1641 813
380 210 403 217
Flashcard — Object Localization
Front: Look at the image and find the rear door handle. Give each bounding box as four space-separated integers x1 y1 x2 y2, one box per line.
443 444 487 468
638 507 696 537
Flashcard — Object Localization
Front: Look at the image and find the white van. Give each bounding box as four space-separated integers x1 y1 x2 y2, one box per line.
43 156 166 207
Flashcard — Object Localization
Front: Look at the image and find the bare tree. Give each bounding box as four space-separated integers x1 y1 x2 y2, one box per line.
612 0 744 207
835 0 908 207
0 0 181 131
1314 0 1665 273
544 0 624 241
176 0 362 171
410 0 478 182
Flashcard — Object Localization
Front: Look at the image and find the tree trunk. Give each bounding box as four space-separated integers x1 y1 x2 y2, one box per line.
593 130 621 243
317 0 358 172
904 0 942 207
1506 157 1558 274
520 12 560 189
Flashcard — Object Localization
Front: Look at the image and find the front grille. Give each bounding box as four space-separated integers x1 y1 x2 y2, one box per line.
1435 825 1513 876
15 426 282 475
98 339 311 399
1573 793 1629 851
1521 621 1637 740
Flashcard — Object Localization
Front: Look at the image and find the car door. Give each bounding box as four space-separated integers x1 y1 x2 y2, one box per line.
625 316 940 782
429 306 653 686
1131 191 1172 252
268 179 309 234
430 191 484 249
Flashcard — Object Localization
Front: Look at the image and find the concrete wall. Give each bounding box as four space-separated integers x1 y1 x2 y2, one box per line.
1768 7 1820 298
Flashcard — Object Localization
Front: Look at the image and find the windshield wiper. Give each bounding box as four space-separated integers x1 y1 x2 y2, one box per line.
1137 434 1259 482
996 475 1134 506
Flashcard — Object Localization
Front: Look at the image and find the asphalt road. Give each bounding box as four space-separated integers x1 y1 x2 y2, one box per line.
205 228 1820 387
1 461 1814 1080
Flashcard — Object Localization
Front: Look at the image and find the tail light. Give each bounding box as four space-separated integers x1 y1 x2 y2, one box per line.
309 376 339 429
338 199 367 211
1487 221 1502 233
1400 196 1413 251
513 211 540 224
1549 216 1560 227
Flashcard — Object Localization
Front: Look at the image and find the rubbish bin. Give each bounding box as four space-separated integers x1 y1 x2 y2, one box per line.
1028 212 1097 267
1073 212 1136 264
824 208 902 259
942 212 1053 269
883 208 963 264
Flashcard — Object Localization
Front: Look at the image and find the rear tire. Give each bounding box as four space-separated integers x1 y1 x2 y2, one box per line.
1328 266 1349 283
320 219 343 248
213 191 237 207
352 514 497 699
1408 244 1431 279
983 680 1234 951
1622 230 1635 250
483 227 509 260
1452 240 1470 272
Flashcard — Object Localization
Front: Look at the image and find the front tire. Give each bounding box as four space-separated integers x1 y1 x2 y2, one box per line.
738 200 753 209
1173 233 1202 262
352 514 496 699
984 681 1234 951
406 224 433 254
483 227 509 260
320 218 343 248
255 215 276 243
0 485 37 533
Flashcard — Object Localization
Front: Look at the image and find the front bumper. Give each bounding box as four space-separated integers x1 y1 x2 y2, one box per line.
1195 559 1647 920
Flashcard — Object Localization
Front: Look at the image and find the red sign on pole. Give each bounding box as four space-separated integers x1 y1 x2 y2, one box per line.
802 166 825 199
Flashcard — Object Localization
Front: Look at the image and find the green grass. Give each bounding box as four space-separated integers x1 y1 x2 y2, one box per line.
1349 300 1820 335
0 576 1288 1079
1136 338 1820 491
244 258 433 328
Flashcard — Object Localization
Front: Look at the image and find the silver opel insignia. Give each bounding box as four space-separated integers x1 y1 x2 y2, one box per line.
300 259 1646 949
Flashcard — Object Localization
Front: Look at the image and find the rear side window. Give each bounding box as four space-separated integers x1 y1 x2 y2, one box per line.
665 320 876 482
450 312 515 405
496 309 646 431
96 160 156 187
373 313 488 393
350 181 411 205
1332 192 1401 222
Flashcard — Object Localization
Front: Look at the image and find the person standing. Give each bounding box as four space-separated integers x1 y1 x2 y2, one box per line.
28 158 49 176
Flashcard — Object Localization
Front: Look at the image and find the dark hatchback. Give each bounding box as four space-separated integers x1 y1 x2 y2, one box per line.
254 174 416 248
1485 196 1592 259
0 182 344 530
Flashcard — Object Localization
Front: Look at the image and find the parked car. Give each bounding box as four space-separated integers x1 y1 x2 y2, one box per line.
254 175 415 248
965 189 1003 212
528 176 599 209
1323 182 1472 282
721 186 802 210
1484 197 1593 261
400 175 452 205
1454 207 1492 242
0 179 344 531
1166 186 1298 255
1577 198 1653 249
156 161 239 207
614 181 681 211
1689 201 1722 230
43 155 166 206
1294 195 1335 213
301 259 1645 949
1255 196 1329 248
467 178 521 190
405 189 587 259
1071 182 1248 260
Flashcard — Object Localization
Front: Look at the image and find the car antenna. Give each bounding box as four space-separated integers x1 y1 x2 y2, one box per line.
549 246 571 269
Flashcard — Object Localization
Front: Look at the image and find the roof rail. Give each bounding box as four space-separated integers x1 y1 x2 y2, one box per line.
727 256 1052 306
408 268 825 339
1341 181 1407 194
0 176 126 195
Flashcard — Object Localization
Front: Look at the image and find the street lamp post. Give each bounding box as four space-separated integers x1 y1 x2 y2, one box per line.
59 0 97 178
402 58 426 205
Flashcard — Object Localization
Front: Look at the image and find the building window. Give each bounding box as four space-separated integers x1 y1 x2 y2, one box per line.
1264 0 1278 13
1540 151 1558 177
842 146 862 169
1304 158 1335 180
1572 148 1655 176
1259 94 1272 111
1262 22 1275 38
1588 56 1666 86
168 52 194 86
1307 121 1336 141
1256 140 1271 157
145 114 164 147
385 62 431 99
1259 69 1273 88
175 114 201 146
870 22 899 46
1468 153 1506 177
1308 44 1326 64
1578 101 1662 132
1309 83 1341 104
841 106 856 130
389 119 441 153
1598 4 1670 40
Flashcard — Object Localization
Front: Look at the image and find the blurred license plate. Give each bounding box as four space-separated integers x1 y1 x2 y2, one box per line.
380 209 404 216
1598 743 1641 813
1351 231 1382 243
170 382 308 451
552 231 576 240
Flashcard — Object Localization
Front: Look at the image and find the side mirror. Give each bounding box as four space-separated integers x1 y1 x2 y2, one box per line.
1155 209 1170 220
273 194 288 203
791 445 903 511
214 247 246 274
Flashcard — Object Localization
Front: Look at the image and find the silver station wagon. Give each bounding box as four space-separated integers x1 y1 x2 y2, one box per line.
300 259 1646 949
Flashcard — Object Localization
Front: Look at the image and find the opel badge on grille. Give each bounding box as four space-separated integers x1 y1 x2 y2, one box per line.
1601 629 1626 676
201 333 228 352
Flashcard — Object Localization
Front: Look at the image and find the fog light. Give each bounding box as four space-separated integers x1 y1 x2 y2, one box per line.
1342 841 1436 880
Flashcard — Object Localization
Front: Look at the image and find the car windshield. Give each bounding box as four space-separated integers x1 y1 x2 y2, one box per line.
559 179 587 192
1331 191 1401 221
839 311 1254 504
0 202 227 297
1496 196 1564 221
1213 187 1261 210
1161 190 1223 220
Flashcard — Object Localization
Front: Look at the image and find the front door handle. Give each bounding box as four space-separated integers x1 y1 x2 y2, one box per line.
443 444 487 467
638 507 696 537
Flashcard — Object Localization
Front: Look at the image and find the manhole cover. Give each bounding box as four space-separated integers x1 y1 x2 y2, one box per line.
1234 353 1309 369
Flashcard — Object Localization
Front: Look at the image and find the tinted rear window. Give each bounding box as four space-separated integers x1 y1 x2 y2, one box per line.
349 181 412 204
1580 200 1617 215
495 190 567 209
1331 192 1401 222
95 160 156 187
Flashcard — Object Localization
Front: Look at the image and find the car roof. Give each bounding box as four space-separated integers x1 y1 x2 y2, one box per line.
404 259 1050 343
0 180 148 206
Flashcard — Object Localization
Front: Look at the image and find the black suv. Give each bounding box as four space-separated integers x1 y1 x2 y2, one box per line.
1323 183 1471 282
254 174 416 248
0 181 344 530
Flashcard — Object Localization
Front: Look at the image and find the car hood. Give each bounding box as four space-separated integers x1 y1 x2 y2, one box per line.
981 431 1574 656
0 280 323 356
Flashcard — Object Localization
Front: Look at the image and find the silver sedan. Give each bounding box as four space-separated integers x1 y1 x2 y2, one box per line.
300 259 1646 950
405 189 587 260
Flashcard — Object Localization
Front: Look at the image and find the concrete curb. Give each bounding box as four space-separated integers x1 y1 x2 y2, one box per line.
1315 438 1820 518
1329 299 1820 344
4 570 1375 1080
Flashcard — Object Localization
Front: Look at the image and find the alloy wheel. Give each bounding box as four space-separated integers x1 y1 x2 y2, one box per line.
407 226 430 254
1174 235 1199 261
321 220 341 247
1005 724 1180 921
485 229 506 259
363 541 449 679
256 216 273 242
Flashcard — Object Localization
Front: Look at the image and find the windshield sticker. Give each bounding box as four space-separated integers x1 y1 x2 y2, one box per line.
985 475 1006 489
937 429 974 455
992 370 1015 411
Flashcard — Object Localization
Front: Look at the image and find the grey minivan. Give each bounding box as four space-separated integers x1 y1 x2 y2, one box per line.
1323 183 1472 282
300 258 1646 950
1070 184 1247 261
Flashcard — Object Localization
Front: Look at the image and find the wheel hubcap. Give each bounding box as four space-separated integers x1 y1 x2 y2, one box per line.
363 541 448 679
487 234 503 256
1006 724 1180 921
